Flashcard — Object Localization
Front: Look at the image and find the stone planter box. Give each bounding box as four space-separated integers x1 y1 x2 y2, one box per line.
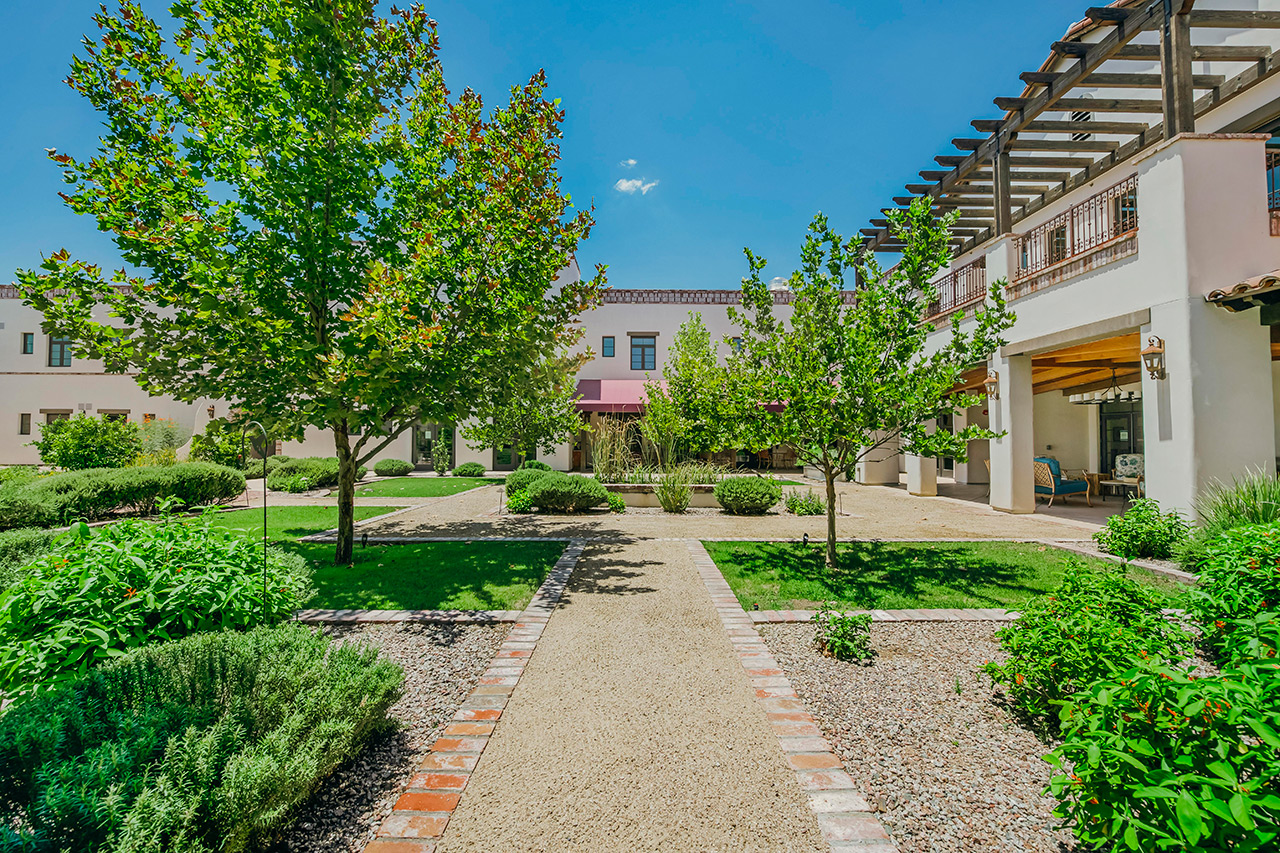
603 482 721 508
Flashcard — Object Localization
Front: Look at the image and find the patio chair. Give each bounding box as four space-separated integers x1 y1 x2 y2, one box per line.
1101 453 1144 500
1033 457 1092 507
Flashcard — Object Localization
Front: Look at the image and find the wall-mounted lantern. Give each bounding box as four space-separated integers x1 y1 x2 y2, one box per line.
1140 335 1167 380
983 369 1000 400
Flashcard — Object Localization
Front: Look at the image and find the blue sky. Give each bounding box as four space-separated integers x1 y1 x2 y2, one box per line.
0 1 1089 290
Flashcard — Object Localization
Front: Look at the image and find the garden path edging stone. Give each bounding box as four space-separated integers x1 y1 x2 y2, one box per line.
686 538 900 853
361 538 583 853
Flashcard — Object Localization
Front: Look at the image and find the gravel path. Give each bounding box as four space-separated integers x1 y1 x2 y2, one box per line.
438 538 828 852
761 622 1078 853
275 622 507 853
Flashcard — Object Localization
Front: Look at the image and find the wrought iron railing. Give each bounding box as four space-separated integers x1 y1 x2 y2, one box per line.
1013 175 1138 280
1267 148 1280 212
925 257 987 320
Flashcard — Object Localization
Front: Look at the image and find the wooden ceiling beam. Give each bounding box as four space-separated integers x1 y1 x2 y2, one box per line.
1047 370 1144 395
1035 358 1142 369
995 96 1164 113
1188 10 1280 29
864 1 1162 252
1114 43 1272 61
1022 71 1224 89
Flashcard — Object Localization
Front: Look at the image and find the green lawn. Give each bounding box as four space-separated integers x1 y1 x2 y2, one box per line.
212 505 400 541
356 476 502 498
211 505 562 610
705 540 1179 611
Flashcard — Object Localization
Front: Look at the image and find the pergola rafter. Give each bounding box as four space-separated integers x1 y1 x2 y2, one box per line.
863 0 1280 256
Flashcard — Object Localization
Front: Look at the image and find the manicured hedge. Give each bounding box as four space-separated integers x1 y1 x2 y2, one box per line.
264 457 366 492
0 624 403 853
714 476 782 515
519 459 552 471
0 463 246 530
526 473 609 513
452 462 486 478
505 467 553 495
374 459 414 477
241 454 291 480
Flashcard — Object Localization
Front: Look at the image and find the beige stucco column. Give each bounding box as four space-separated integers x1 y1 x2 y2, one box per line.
856 432 900 485
905 421 938 496
989 353 1035 513
1133 134 1280 516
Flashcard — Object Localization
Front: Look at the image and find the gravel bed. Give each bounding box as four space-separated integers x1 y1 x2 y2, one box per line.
273 622 508 852
761 622 1079 853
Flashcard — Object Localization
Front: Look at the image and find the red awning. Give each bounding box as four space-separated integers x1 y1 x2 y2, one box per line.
575 379 663 413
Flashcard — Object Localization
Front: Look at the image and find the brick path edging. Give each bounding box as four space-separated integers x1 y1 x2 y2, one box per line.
687 539 900 853
362 538 584 853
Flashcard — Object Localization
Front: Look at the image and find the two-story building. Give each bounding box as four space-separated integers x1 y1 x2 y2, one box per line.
850 0 1280 518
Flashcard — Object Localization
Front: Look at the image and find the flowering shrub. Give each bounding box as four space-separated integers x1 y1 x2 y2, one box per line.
1048 657 1280 851
814 603 872 661
606 491 626 513
982 562 1187 722
1093 498 1188 560
785 488 826 516
1186 523 1280 653
0 508 312 702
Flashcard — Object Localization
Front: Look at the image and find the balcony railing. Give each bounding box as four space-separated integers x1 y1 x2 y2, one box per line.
925 257 986 320
1013 175 1138 281
1268 149 1280 212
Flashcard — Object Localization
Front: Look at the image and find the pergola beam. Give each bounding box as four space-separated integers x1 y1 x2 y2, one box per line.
1114 43 1271 60
994 96 1164 113
1021 71 1224 88
1188 10 1280 29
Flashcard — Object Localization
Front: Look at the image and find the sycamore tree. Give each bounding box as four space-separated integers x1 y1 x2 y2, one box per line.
459 347 585 467
729 200 1015 567
18 1 603 563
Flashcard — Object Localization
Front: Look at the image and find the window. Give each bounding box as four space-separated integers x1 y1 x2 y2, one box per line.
18 414 30 436
48 336 72 367
731 337 743 353
1112 189 1138 235
630 336 656 371
20 333 33 355
1046 224 1068 265
45 412 70 424
101 411 129 422
143 413 156 423
602 336 615 357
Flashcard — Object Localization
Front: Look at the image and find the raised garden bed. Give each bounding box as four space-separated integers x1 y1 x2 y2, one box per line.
602 482 720 508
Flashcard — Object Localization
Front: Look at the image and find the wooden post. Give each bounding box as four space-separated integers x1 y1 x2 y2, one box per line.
993 146 1013 235
1161 0 1196 139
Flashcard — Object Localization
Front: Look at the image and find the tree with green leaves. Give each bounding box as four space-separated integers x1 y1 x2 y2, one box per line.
649 312 743 459
730 200 1015 566
18 1 603 563
459 348 585 468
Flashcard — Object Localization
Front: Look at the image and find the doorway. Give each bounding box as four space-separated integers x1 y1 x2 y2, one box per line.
1099 401 1143 476
412 423 453 471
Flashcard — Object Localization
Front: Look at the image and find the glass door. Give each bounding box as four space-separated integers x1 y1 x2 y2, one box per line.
1099 401 1143 475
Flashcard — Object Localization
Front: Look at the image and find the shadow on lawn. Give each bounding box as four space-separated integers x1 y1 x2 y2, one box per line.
295 540 567 611
722 541 1053 609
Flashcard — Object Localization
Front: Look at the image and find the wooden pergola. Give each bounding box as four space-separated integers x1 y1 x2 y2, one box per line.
953 332 1142 397
864 0 1280 254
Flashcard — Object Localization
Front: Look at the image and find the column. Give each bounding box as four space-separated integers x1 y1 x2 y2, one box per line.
856 433 900 485
905 420 938 497
989 353 1035 513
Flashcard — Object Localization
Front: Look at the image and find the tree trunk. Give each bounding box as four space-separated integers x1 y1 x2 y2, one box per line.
824 466 838 568
334 429 358 565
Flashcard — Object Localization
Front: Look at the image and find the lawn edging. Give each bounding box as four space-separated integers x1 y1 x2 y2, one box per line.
750 608 1017 624
362 538 584 852
686 539 899 853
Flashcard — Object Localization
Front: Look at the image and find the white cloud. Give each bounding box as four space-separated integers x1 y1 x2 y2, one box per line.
619 158 637 168
614 178 659 195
